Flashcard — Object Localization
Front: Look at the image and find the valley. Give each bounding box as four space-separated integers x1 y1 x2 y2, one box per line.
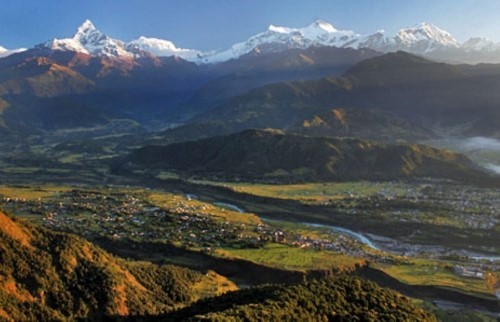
0 171 498 319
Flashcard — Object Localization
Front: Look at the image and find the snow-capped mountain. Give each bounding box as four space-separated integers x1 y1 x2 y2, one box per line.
200 20 360 64
352 31 394 52
126 36 202 61
0 45 26 58
198 21 472 64
39 19 202 61
19 18 500 64
391 22 460 53
41 19 133 58
347 22 461 55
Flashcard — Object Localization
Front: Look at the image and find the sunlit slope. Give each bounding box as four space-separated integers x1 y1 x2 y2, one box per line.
0 211 236 321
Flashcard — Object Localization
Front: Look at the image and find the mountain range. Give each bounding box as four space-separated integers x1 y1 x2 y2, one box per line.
2 45 500 144
0 37 381 135
1 19 500 179
2 19 500 64
182 51 500 141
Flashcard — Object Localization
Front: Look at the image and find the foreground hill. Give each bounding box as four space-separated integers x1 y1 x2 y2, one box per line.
123 129 485 183
163 276 435 321
0 211 236 321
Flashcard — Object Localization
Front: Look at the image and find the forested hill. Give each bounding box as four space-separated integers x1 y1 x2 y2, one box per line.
162 276 436 321
124 129 487 183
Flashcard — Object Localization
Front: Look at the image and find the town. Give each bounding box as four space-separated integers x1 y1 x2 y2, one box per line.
0 188 370 257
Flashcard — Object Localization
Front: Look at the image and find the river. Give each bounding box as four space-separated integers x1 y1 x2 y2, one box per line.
213 202 246 213
298 222 380 250
211 201 379 250
208 200 499 261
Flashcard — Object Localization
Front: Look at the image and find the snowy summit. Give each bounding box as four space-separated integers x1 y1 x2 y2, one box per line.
42 19 133 58
39 19 201 61
393 22 460 53
199 20 360 64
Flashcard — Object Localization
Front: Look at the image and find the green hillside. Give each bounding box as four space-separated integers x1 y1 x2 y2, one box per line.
164 276 436 321
124 129 485 183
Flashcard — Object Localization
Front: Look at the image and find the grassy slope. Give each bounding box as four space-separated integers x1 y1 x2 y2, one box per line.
216 243 364 271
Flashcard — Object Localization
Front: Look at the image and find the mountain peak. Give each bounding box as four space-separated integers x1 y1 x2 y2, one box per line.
400 22 447 36
132 36 176 47
81 19 95 28
68 19 134 58
309 20 337 33
418 21 438 28
395 22 459 51
75 19 97 37
267 21 338 34
73 19 104 46
417 22 453 37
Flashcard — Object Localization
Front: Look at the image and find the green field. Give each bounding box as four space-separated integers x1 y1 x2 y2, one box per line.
375 259 492 295
147 192 262 226
217 243 364 271
204 181 409 203
0 185 73 200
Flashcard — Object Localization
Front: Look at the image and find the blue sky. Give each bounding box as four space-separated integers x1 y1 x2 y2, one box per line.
0 0 498 50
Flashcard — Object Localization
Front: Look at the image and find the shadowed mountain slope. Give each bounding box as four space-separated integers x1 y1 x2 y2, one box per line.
193 52 500 140
292 107 434 143
124 129 486 183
